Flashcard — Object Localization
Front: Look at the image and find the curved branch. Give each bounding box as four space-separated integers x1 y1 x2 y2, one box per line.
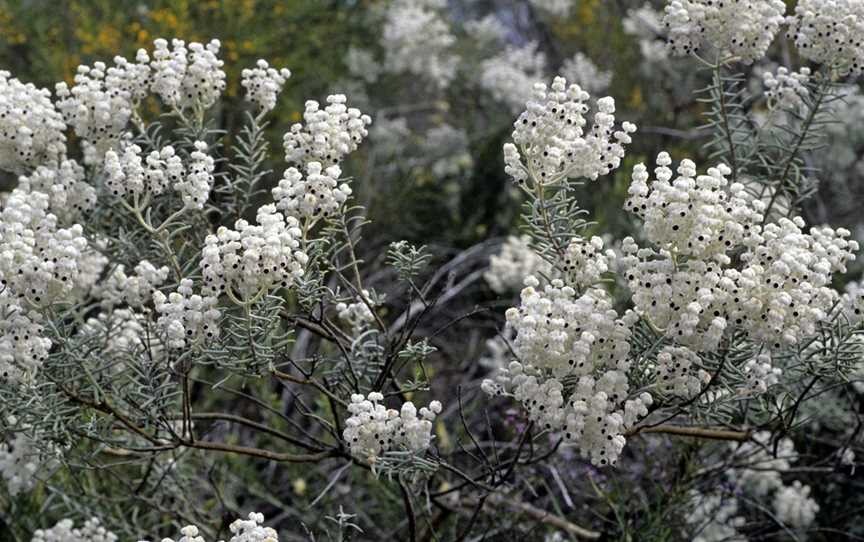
185 439 336 463
627 424 751 442
175 412 327 452
462 494 601 540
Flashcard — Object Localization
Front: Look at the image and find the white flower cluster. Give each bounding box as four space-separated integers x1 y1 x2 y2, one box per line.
483 277 651 465
94 260 170 309
0 188 90 305
742 351 782 394
622 153 859 351
103 144 184 199
79 308 150 356
484 360 653 466
421 123 473 177
773 481 820 528
30 518 117 542
54 51 150 162
272 162 350 220
663 0 787 64
731 432 820 528
336 290 377 333
345 47 381 84
369 115 411 157
464 14 507 45
478 331 515 372
17 36 231 172
689 432 821 537
560 53 612 95
482 363 565 425
175 141 215 210
503 277 632 377
381 0 458 87
17 159 96 224
0 72 66 172
480 42 547 113
151 38 226 110
843 281 864 326
343 392 442 461
839 447 856 466
155 525 205 542
200 205 307 301
1 290 51 383
153 279 220 349
623 5 669 64
685 491 746 542
223 512 279 542
0 422 41 496
787 0 864 76
625 153 765 259
851 343 864 395
528 0 576 17
737 217 858 346
138 513 278 542
241 59 292 114
0 151 105 382
762 67 811 112
282 94 371 168
819 86 864 177
485 235 553 294
77 247 110 291
562 236 615 288
733 431 798 495
654 345 710 398
104 141 213 209
105 52 153 103
621 248 715 351
504 76 636 186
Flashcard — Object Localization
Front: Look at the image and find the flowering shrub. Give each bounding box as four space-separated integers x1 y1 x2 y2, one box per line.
2 1 864 541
